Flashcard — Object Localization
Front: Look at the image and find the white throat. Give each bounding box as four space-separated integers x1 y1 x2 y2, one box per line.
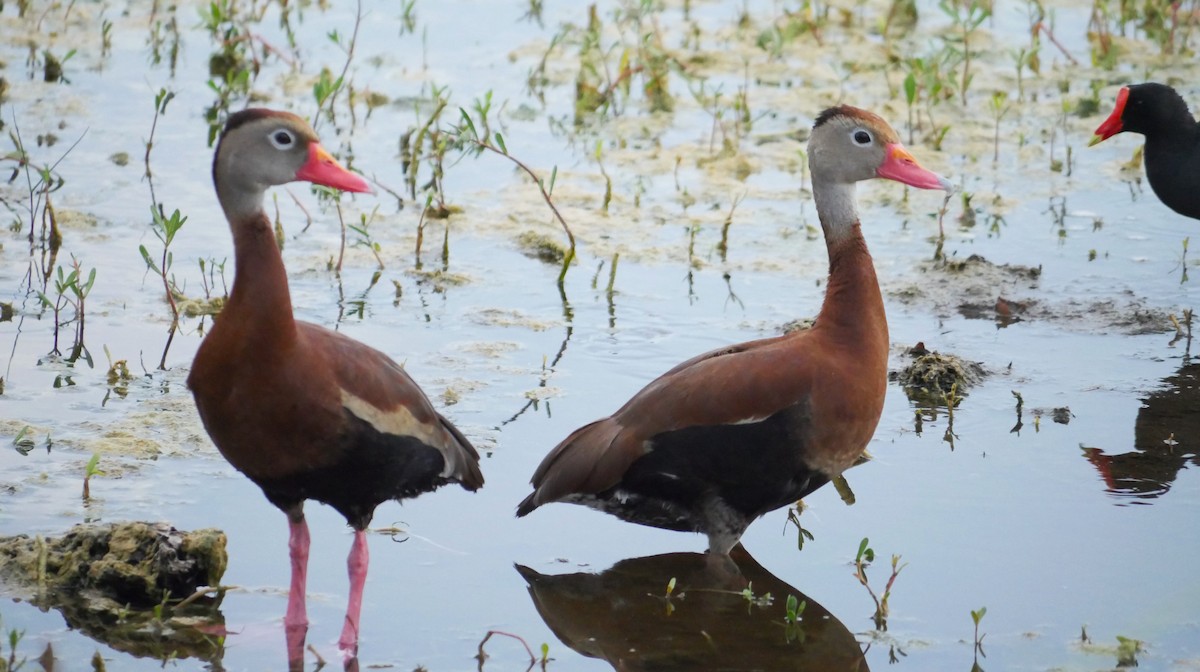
812 178 859 243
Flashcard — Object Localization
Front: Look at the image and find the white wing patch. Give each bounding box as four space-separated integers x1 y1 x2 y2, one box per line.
341 390 440 449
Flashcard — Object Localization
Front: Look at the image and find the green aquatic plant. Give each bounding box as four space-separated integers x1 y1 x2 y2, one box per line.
740 582 774 610
756 1 827 57
36 256 96 366
102 344 133 406
937 0 990 106
144 88 175 210
716 193 745 262
100 18 114 58
593 140 613 213
1114 634 1144 667
198 257 228 303
970 606 987 670
456 105 577 286
784 593 805 623
533 2 681 124
141 206 188 369
521 0 544 26
313 2 362 130
853 537 906 631
784 502 815 550
687 80 748 157
0 614 26 672
82 452 104 500
42 48 76 83
898 53 957 145
348 207 385 270
3 116 83 271
11 426 37 455
147 2 182 73
782 593 807 643
401 82 452 220
989 91 1011 163
199 0 272 145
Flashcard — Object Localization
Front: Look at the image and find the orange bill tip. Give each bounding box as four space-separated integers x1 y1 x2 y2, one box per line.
295 143 373 194
877 143 954 192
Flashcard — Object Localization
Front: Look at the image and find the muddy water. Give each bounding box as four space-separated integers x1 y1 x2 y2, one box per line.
2 0 1200 670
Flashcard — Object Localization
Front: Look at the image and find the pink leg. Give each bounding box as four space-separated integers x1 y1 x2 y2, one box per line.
285 515 311 629
338 529 369 656
284 513 310 669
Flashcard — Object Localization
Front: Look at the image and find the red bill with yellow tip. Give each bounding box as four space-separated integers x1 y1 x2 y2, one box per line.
876 143 954 191
295 143 373 194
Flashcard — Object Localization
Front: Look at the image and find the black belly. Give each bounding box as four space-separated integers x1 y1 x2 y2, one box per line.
255 412 449 529
600 406 828 533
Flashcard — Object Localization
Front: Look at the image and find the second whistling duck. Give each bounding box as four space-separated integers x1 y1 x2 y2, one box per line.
188 109 483 658
1091 83 1200 220
517 105 951 555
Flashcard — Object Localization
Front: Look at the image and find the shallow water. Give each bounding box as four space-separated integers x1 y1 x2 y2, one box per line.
2 0 1200 670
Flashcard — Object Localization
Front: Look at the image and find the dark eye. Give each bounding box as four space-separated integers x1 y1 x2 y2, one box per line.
853 130 872 145
268 129 295 149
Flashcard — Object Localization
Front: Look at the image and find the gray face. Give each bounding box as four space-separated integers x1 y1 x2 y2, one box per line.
808 113 890 185
212 113 323 220
216 117 314 193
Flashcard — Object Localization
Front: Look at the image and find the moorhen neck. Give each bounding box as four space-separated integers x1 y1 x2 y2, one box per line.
516 105 952 556
1091 83 1200 219
188 109 483 661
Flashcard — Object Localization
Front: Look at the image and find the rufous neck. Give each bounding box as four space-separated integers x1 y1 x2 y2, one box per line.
226 211 296 340
811 179 888 349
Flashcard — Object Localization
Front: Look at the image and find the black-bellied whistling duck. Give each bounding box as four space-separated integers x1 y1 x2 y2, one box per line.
516 105 951 555
188 109 483 659
1091 83 1200 219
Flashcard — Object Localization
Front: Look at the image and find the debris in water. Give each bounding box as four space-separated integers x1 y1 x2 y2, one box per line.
0 522 228 662
890 342 986 406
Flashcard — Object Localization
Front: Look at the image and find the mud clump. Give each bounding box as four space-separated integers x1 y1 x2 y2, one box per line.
941 253 1042 281
516 230 568 264
890 342 986 406
893 254 1175 335
0 522 228 662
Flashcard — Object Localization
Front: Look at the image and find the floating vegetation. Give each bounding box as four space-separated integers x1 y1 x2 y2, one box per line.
890 342 986 406
516 230 567 264
0 523 228 662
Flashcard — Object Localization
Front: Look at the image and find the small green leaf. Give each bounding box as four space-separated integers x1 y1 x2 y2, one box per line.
458 108 477 139
856 537 870 561
493 132 507 154
85 452 104 477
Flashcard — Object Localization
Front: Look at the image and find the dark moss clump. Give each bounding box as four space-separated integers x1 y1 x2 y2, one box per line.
0 522 228 662
890 342 986 406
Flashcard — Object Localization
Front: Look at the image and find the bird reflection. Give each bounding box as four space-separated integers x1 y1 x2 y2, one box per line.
1084 360 1200 499
517 545 868 671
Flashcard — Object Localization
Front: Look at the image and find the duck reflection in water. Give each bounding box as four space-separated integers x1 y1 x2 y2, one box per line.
1083 360 1200 500
518 545 868 672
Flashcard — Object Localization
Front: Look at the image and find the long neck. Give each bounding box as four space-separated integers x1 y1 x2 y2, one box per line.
812 179 888 351
219 181 297 347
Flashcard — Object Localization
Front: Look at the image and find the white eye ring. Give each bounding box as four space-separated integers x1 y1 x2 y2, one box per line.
268 129 296 149
851 128 873 146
